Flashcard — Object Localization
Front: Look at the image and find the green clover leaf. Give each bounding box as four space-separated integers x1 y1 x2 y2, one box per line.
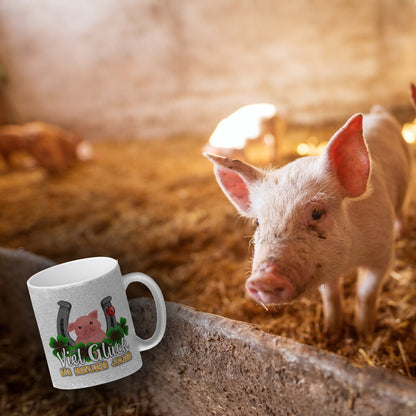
103 326 124 346
117 317 129 336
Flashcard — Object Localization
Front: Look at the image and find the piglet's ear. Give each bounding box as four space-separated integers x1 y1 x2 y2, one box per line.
89 310 98 320
322 114 370 198
410 83 416 110
204 153 264 216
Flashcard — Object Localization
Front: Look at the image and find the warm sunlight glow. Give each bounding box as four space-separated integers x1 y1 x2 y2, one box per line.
296 143 309 155
208 103 277 149
296 137 327 156
402 119 416 144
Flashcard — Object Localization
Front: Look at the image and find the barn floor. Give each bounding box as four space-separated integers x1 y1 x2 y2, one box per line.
1 120 416 415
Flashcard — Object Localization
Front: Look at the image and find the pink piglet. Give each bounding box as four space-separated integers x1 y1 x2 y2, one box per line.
67 310 107 345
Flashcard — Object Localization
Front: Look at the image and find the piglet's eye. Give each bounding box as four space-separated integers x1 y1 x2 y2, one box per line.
255 218 259 227
311 208 325 221
90 321 93 325
78 326 82 330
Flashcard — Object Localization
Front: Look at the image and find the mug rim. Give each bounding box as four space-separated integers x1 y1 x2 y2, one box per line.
27 256 118 289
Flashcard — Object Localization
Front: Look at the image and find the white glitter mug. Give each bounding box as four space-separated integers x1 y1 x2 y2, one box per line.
27 257 166 390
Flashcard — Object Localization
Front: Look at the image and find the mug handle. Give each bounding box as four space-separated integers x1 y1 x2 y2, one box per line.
122 272 167 351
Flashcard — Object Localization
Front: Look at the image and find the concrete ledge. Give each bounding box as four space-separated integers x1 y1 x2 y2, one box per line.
0 247 55 342
130 298 416 416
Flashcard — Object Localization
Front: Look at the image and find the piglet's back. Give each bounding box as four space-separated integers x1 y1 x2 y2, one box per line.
362 106 411 219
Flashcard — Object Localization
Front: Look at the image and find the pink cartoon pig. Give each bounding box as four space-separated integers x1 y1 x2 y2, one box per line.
67 310 107 345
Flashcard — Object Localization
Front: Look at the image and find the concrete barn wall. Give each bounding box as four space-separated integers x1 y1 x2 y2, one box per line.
0 0 415 140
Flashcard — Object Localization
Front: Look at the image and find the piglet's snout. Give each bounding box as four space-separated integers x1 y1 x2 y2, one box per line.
246 263 295 305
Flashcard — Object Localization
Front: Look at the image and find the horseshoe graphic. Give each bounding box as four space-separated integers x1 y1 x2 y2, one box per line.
56 300 76 346
100 296 117 331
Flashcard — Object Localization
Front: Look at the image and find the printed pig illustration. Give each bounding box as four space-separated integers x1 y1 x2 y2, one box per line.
205 106 411 338
67 310 107 345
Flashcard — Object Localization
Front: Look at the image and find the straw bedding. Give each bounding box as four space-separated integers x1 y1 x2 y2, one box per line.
1 125 415 414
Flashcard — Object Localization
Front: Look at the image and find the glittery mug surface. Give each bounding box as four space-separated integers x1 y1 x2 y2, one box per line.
27 257 166 390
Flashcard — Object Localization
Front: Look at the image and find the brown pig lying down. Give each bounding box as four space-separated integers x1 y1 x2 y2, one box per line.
0 121 91 173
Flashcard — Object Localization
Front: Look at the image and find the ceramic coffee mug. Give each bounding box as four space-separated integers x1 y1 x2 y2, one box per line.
27 257 166 390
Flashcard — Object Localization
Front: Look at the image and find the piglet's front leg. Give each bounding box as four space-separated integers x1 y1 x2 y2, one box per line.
319 278 344 341
355 265 390 337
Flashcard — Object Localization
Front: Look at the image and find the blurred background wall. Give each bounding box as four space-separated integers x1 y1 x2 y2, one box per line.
0 0 415 140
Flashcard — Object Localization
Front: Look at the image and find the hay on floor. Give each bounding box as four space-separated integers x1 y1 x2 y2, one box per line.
1 126 416 414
